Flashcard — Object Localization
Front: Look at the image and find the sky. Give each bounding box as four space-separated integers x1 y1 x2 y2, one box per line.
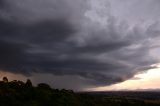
89 64 160 91
0 0 160 91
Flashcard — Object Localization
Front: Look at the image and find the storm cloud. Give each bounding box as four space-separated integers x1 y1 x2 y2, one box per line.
0 0 160 90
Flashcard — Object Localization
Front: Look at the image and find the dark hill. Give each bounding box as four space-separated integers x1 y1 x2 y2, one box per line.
0 77 160 106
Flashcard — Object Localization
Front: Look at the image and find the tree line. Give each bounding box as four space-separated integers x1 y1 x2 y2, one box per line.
0 77 160 106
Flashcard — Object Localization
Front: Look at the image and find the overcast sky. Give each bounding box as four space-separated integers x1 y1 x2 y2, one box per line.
0 0 160 91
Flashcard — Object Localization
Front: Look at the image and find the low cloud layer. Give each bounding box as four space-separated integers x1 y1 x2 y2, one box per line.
0 0 160 90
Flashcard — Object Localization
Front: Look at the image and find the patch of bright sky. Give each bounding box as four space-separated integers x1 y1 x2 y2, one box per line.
88 63 160 91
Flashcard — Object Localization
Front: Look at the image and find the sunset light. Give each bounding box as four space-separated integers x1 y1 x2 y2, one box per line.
89 64 160 91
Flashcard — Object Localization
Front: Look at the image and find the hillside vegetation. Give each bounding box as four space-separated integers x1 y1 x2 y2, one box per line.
0 77 160 106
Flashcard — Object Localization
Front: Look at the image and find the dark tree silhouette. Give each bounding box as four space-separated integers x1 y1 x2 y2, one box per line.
25 79 32 87
0 77 159 106
2 77 8 83
37 83 51 89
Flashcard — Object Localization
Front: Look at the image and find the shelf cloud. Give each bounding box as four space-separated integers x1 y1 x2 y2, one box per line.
0 0 160 90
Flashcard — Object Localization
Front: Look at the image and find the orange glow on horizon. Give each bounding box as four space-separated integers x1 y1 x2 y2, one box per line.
88 63 160 91
0 71 26 82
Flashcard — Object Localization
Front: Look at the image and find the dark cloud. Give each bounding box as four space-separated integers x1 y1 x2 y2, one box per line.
0 17 76 73
0 0 160 90
0 0 6 9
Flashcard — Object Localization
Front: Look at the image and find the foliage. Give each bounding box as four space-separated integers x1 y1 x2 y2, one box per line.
0 77 160 106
